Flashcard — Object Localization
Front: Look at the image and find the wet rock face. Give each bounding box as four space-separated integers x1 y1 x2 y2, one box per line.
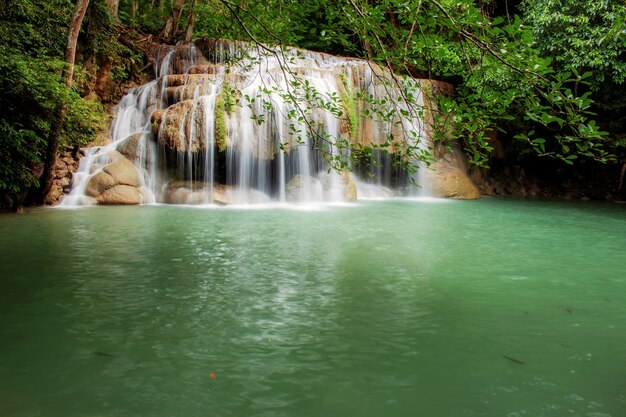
157 100 201 153
117 133 144 160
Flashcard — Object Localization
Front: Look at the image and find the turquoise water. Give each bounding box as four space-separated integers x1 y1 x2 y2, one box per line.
0 198 625 417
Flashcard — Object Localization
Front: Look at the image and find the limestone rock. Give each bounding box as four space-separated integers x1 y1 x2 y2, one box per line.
151 110 164 135
85 170 116 197
342 171 358 201
103 155 141 187
161 182 230 205
160 73 245 105
84 151 144 204
44 186 65 205
117 133 144 160
96 185 142 205
187 64 219 74
45 151 81 205
428 162 481 199
158 100 201 152
212 187 231 205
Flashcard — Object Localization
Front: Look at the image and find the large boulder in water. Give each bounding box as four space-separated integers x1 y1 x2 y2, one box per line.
85 151 145 205
427 162 480 199
85 169 117 197
97 185 143 205
104 154 141 186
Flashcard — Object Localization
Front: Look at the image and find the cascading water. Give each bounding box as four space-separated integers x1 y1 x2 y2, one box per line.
61 78 162 206
62 39 452 207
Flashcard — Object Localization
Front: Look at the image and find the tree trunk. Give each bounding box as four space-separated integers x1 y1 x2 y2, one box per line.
162 0 186 42
150 0 165 12
65 0 90 88
38 0 90 204
131 0 138 18
105 0 119 17
184 0 196 41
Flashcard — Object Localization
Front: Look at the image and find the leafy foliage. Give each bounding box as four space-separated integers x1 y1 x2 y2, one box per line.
523 0 626 90
189 0 620 168
0 0 108 204
519 0 626 165
87 1 146 83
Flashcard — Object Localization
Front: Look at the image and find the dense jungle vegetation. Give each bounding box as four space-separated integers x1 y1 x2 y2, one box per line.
1 0 625 210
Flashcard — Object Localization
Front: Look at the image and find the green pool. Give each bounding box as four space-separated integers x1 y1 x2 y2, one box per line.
1 198 625 417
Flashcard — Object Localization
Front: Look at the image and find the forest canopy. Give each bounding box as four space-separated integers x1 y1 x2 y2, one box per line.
1 0 625 208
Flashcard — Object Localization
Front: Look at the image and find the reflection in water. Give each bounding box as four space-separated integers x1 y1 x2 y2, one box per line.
0 199 625 417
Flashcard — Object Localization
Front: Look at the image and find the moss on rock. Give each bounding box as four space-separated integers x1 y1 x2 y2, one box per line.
215 93 228 152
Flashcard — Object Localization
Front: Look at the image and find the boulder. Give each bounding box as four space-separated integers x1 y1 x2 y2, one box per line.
212 186 231 205
44 151 80 205
44 186 65 205
103 153 141 186
117 133 156 172
320 171 359 202
85 170 116 197
117 133 144 160
84 151 144 204
96 185 143 205
428 162 481 199
160 182 231 205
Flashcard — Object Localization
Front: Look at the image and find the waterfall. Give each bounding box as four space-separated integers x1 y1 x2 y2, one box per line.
61 39 454 207
200 93 217 203
60 80 162 206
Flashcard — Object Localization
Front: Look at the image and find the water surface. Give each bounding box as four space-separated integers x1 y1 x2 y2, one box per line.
1 198 625 417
